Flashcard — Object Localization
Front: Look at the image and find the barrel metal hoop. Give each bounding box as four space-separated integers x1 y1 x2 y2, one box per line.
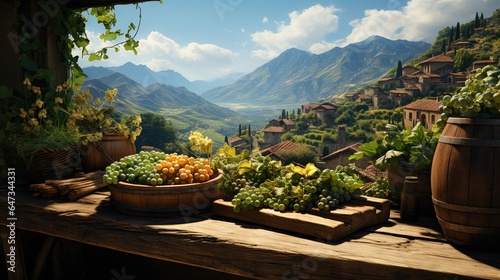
436 217 500 235
432 197 500 214
447 117 500 125
438 136 500 147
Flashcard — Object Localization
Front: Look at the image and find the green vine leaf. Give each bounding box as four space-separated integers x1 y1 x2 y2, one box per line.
19 54 38 72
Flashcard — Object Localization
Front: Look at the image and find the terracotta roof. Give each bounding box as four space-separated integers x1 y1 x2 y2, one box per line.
323 142 361 160
390 89 409 94
260 140 302 157
418 54 454 64
378 77 398 82
473 59 495 65
405 84 420 90
357 165 386 181
311 102 337 110
228 137 246 145
357 94 372 99
270 118 295 126
263 126 285 133
403 99 442 112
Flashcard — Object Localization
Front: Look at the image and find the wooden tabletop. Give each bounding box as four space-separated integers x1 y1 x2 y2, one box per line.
1 187 499 280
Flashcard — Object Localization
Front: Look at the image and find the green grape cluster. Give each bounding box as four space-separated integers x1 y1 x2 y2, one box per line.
230 167 363 213
103 150 166 185
437 65 500 129
363 176 391 198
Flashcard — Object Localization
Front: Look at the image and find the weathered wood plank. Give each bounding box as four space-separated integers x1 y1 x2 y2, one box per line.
212 196 390 241
0 189 499 280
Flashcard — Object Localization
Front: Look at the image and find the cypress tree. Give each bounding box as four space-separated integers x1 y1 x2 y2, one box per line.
395 60 402 78
455 22 460 41
448 26 454 50
480 12 484 27
224 136 228 144
238 124 241 136
475 12 480 28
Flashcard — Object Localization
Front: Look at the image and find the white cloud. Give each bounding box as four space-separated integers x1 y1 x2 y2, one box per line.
338 0 498 46
262 16 268 23
77 31 238 80
251 4 340 59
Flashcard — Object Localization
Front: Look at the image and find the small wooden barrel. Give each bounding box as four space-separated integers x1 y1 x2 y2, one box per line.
431 117 500 249
109 171 223 216
80 133 136 173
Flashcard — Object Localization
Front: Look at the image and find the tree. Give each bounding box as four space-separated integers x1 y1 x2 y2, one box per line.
136 113 177 152
475 12 480 28
455 22 461 41
454 49 475 72
224 136 228 144
238 124 242 136
395 60 402 78
448 26 454 50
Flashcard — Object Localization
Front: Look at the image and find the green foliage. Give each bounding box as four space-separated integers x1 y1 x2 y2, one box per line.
349 123 439 172
135 112 177 152
454 49 476 72
278 144 318 166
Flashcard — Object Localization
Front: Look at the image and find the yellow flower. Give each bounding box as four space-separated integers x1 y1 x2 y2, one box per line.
32 87 41 94
29 118 39 126
132 115 142 126
19 108 28 118
104 88 117 102
35 99 43 108
55 85 63 93
23 78 31 86
38 109 47 119
55 97 63 104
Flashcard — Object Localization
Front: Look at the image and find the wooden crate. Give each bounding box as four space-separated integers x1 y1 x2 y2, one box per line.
212 195 391 242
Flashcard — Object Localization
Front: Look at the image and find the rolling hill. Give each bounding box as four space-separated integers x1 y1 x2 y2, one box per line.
81 72 254 144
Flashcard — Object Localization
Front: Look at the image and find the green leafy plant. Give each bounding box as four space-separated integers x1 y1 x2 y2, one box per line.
349 123 439 172
9 78 79 163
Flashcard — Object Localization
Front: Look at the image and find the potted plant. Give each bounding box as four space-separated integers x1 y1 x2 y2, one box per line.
431 65 500 249
349 122 439 213
63 87 142 173
10 78 80 184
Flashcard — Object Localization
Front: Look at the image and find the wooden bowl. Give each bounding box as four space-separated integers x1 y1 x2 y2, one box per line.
108 170 223 216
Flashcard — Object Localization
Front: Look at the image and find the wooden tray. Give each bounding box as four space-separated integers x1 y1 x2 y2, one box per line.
212 195 391 242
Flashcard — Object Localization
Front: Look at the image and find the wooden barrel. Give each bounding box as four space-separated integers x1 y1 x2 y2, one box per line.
108 170 223 216
80 133 136 173
431 117 500 249
387 161 434 215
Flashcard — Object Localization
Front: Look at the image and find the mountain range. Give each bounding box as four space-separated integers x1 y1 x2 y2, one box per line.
81 72 253 145
83 63 245 94
81 35 430 143
201 36 430 107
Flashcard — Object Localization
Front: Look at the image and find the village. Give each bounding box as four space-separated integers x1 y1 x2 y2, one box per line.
226 40 498 184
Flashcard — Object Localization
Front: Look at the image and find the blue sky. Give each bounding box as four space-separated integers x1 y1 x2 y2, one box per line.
79 0 498 81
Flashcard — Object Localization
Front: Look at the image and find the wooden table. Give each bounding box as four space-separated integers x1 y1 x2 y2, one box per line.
1 187 499 280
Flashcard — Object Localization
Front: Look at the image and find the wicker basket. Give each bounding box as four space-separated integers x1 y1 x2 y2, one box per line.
26 146 80 184
109 170 223 216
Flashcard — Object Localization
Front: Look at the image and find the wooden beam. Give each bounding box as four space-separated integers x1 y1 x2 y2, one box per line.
67 0 160 9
